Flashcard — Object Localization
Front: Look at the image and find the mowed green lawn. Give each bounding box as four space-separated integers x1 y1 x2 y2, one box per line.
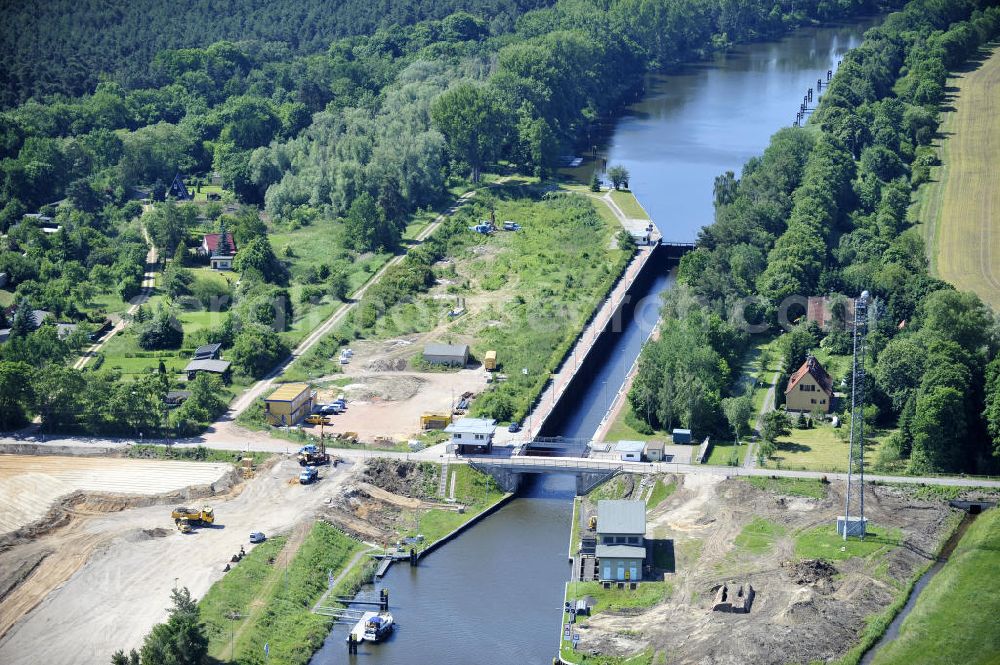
769 423 893 472
705 441 747 466
871 508 1000 665
609 189 650 220
603 403 672 443
913 45 1000 310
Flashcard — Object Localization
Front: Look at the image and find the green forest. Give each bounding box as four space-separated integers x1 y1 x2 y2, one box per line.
0 0 550 108
629 0 1000 475
0 0 882 437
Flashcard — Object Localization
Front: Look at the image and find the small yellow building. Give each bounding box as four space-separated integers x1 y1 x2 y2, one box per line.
785 356 834 413
265 383 314 426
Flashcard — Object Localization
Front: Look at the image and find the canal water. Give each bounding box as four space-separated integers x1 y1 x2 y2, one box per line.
604 17 880 241
310 16 880 665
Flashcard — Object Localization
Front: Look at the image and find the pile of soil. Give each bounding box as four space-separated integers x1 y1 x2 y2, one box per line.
364 358 408 372
784 558 838 592
362 459 438 499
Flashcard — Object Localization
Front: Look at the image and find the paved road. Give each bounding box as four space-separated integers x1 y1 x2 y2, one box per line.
4 434 998 489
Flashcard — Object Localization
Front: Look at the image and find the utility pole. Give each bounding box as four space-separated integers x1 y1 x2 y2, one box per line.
843 291 871 541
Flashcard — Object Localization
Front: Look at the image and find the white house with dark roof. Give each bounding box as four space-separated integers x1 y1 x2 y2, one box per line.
444 417 496 454
596 500 646 582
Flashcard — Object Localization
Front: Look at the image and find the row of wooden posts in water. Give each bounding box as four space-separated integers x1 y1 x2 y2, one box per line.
794 65 837 127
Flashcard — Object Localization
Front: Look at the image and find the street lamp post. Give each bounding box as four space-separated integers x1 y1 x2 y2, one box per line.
226 611 246 660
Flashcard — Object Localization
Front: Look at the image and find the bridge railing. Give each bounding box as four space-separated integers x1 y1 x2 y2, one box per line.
464 455 626 473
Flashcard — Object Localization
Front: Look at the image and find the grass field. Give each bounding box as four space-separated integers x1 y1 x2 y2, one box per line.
401 465 507 545
870 508 1000 665
911 45 1000 310
768 422 892 472
704 440 747 466
199 521 366 664
794 523 903 561
568 581 672 615
609 190 650 220
602 403 672 443
734 517 787 555
646 479 676 509
745 476 828 499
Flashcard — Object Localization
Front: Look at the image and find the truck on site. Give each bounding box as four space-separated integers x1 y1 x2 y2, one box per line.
298 443 330 466
484 350 497 371
299 466 319 484
171 506 214 526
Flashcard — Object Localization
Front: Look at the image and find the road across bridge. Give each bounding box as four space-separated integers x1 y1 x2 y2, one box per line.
461 453 1000 492
3 435 999 491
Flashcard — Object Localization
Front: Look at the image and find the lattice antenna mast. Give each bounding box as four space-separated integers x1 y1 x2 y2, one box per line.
843 290 870 541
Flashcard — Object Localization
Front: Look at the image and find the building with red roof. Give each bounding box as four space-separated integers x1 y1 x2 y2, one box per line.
784 355 834 413
199 233 237 270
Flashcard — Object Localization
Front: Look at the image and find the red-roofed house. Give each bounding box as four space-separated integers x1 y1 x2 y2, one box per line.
199 233 237 270
785 356 834 413
806 296 854 331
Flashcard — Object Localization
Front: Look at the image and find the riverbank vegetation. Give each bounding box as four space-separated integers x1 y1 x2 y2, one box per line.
630 0 1000 476
869 507 1000 665
198 521 366 665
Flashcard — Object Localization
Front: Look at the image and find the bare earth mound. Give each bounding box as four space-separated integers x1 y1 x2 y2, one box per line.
574 475 956 665
0 454 233 536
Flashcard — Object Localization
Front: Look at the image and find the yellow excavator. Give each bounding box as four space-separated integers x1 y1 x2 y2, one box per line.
171 506 215 528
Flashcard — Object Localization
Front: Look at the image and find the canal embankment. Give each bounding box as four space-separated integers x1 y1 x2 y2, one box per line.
508 241 665 442
858 500 997 665
310 16 890 665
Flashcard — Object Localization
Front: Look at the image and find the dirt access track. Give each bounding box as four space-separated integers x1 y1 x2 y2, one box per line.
0 454 355 665
575 474 963 665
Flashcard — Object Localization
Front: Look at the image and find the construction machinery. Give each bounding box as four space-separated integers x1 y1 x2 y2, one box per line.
297 443 330 466
176 519 193 534
171 506 215 526
299 466 319 484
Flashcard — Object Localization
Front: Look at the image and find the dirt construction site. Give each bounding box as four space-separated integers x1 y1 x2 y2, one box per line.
0 451 361 665
574 474 972 665
308 336 488 442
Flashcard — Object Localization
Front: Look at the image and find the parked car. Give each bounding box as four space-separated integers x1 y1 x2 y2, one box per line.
502 221 521 231
249 532 266 544
508 421 522 433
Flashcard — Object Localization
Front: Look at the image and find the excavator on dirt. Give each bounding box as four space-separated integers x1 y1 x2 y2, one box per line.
297 442 331 466
171 506 215 528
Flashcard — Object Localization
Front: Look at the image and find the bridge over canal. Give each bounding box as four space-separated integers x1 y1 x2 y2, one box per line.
468 454 642 494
